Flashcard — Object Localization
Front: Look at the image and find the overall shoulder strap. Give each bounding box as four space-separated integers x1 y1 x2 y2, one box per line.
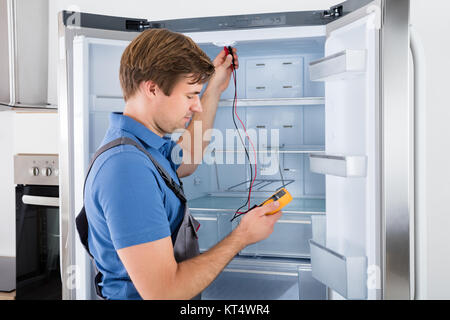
76 136 187 259
83 137 186 203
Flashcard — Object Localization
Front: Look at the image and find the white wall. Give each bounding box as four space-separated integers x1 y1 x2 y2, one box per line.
0 111 59 258
46 0 450 299
410 0 450 300
14 112 59 155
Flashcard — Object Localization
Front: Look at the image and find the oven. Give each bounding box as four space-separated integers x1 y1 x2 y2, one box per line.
14 154 61 300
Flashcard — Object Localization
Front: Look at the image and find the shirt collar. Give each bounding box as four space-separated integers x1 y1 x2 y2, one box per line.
110 113 170 150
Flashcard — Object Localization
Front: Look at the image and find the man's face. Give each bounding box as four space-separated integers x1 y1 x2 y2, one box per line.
153 76 203 135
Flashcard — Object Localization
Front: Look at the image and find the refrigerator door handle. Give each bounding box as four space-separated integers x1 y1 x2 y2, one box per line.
6 0 17 106
409 24 427 301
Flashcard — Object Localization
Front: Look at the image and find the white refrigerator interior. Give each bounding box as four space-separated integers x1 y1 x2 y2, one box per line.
72 27 329 300
64 2 405 300
309 14 379 300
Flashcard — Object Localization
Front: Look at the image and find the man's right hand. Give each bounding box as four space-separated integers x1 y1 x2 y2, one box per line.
118 200 282 300
234 201 283 247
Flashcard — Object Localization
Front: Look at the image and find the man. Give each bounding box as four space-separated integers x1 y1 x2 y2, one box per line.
82 28 282 300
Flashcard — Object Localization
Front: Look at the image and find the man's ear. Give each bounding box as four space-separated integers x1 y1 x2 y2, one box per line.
141 80 158 98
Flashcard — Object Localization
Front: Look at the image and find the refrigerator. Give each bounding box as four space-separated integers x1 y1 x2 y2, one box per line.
0 0 54 109
57 0 414 300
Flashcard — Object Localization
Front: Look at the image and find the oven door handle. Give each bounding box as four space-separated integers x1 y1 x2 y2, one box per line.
22 195 60 207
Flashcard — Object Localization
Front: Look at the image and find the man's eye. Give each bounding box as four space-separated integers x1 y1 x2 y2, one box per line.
187 96 193 99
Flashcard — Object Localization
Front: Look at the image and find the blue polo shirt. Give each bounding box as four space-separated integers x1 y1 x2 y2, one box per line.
84 112 185 300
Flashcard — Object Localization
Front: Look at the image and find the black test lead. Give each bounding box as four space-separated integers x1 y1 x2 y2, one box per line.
224 46 258 222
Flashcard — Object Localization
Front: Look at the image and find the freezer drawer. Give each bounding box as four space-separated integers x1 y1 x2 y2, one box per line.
298 265 327 300
192 211 233 252
202 257 326 300
237 213 320 258
190 198 326 257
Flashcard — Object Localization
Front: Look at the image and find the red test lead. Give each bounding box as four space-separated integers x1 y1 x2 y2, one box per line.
224 46 236 70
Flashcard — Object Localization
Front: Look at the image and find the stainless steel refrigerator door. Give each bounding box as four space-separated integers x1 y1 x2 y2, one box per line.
57 12 140 300
309 1 382 300
328 0 411 300
309 0 412 300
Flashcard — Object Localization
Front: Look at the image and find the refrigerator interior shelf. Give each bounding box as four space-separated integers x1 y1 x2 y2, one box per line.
91 95 124 112
91 95 325 111
212 145 325 154
188 195 325 214
309 50 366 82
227 178 295 192
309 240 367 300
309 154 367 177
218 97 325 108
223 257 311 275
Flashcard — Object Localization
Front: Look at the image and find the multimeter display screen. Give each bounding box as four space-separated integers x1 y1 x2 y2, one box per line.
271 189 286 201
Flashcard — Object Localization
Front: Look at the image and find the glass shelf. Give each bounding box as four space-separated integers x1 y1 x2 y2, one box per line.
218 97 324 108
188 195 325 214
212 145 325 154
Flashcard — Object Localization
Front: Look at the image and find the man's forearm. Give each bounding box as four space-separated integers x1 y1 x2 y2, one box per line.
168 227 247 300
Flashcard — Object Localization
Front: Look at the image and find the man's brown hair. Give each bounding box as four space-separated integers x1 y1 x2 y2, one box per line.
120 28 215 101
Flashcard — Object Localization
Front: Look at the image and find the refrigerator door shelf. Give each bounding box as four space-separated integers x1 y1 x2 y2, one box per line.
309 49 367 82
202 257 326 300
309 239 367 300
309 154 367 177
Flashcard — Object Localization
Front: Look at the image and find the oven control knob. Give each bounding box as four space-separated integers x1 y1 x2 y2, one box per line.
29 167 40 176
42 167 52 177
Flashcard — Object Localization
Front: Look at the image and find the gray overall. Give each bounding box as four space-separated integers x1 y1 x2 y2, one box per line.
76 137 201 300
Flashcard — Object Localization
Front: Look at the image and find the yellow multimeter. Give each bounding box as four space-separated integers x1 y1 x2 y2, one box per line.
258 188 293 215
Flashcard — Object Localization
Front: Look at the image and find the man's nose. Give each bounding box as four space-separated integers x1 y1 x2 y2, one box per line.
191 96 203 113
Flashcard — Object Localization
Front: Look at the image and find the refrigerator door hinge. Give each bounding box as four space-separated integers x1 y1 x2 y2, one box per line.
125 19 164 32
323 5 344 19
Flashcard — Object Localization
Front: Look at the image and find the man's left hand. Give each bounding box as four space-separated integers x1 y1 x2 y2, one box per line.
206 47 239 95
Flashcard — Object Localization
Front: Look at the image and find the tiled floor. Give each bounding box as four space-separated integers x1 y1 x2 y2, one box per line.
0 291 15 300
